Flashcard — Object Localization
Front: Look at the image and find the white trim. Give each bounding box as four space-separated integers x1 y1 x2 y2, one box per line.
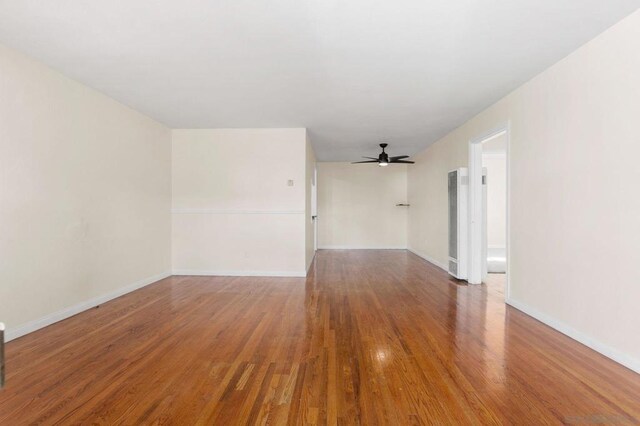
172 270 307 277
407 248 448 271
506 298 640 375
468 141 483 284
172 208 304 215
317 246 407 250
4 271 171 342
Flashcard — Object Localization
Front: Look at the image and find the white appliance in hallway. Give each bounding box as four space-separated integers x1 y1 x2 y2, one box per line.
448 167 489 281
448 168 468 279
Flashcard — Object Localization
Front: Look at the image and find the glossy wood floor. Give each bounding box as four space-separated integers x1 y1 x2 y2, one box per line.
2 250 640 425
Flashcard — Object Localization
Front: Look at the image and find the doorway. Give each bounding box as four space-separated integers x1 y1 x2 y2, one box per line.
312 166 318 251
468 124 510 299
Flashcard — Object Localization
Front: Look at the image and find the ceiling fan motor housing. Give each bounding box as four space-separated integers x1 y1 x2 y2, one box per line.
379 143 388 162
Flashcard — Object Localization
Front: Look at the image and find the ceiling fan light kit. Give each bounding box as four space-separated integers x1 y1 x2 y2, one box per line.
352 143 414 166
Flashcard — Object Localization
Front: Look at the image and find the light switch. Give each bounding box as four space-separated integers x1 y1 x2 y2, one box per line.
287 180 294 186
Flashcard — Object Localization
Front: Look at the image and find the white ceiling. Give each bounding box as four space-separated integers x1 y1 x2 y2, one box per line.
0 1 638 161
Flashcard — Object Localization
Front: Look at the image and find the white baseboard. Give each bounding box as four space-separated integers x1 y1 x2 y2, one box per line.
317 246 407 250
5 271 171 342
172 270 307 278
406 247 448 271
506 298 640 375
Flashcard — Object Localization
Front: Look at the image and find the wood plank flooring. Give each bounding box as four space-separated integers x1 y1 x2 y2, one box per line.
1 250 639 424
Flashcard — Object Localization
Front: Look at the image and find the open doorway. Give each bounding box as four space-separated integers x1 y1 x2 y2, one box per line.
311 166 318 251
468 125 509 299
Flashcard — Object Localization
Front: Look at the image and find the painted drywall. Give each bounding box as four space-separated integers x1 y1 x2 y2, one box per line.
318 163 408 249
483 134 507 248
0 43 171 337
305 135 317 271
171 129 308 276
483 153 506 248
407 10 640 371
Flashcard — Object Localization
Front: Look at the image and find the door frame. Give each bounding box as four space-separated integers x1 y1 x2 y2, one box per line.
468 122 511 300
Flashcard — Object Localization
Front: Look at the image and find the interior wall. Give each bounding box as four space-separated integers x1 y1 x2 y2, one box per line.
0 43 172 339
171 128 308 276
482 134 507 248
305 135 317 271
407 10 640 372
318 162 407 249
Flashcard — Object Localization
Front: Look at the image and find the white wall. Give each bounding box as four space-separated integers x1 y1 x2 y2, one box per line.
483 153 506 248
318 162 407 249
0 43 171 339
407 10 640 372
483 134 507 248
171 128 309 276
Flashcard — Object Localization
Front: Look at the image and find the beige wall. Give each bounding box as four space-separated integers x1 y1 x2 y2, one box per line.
407 140 466 268
407 10 640 372
171 128 308 276
483 134 507 248
318 163 407 249
0 43 171 338
305 135 317 270
483 153 506 248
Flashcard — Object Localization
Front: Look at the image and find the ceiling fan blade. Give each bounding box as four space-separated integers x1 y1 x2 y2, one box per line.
390 155 409 161
351 160 379 164
390 160 415 164
362 156 379 160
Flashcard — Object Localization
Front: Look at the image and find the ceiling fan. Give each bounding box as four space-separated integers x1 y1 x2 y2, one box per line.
352 143 414 167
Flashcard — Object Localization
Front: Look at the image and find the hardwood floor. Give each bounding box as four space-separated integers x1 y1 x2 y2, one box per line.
1 250 639 425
